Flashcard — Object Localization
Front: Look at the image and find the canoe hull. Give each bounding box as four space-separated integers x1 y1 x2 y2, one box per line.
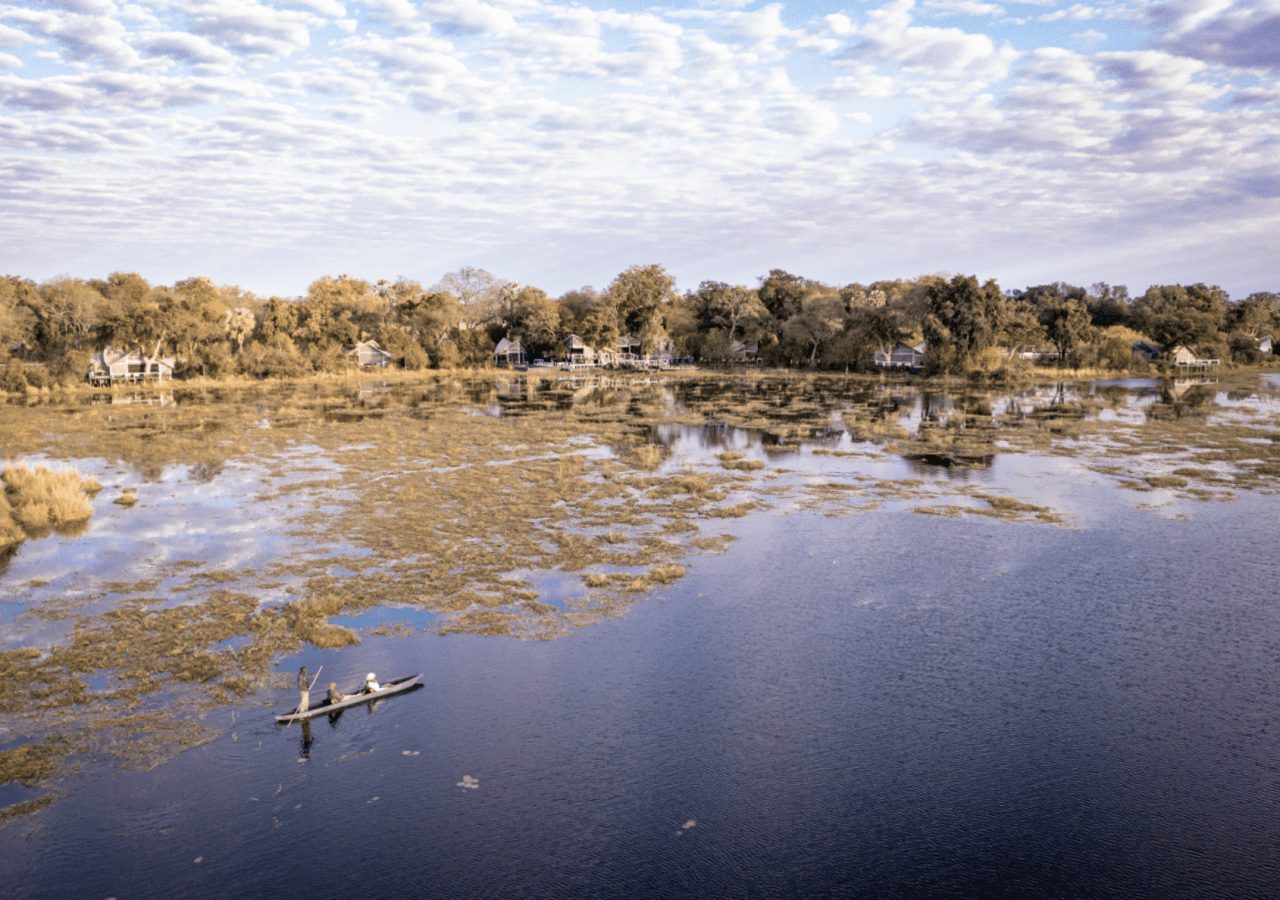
274 674 422 723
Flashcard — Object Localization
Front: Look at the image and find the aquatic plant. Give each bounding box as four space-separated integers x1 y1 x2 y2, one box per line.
0 463 96 549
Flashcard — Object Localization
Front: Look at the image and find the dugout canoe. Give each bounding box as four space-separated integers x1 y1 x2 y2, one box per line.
274 675 422 723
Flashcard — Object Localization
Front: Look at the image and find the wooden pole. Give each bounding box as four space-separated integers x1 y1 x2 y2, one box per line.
289 665 324 725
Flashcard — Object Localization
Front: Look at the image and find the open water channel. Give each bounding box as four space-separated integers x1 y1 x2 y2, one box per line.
1 372 1278 897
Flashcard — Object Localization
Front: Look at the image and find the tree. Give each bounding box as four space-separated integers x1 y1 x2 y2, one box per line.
850 306 906 365
299 276 364 350
783 292 845 366
757 269 810 321
1227 291 1279 337
1131 284 1228 348
922 275 1005 373
94 272 165 354
507 286 560 359
0 276 37 358
225 307 255 354
1087 282 1130 327
434 267 509 328
999 301 1045 359
169 276 231 374
1039 298 1093 364
258 297 299 342
693 281 767 343
377 322 430 369
606 264 676 352
34 278 102 355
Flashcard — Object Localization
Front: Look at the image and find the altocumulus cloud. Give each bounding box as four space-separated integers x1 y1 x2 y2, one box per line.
0 0 1275 296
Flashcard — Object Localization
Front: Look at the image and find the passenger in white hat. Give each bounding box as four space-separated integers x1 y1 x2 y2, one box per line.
363 672 381 693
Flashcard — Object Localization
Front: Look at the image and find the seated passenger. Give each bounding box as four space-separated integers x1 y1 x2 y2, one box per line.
326 682 344 705
364 672 381 693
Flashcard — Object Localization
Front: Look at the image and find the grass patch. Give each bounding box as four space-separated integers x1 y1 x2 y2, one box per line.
1 463 97 550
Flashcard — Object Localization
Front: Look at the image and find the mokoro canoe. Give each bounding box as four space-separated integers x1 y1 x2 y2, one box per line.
274 674 422 723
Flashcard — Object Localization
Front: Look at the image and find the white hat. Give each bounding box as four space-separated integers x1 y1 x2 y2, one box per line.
366 673 376 681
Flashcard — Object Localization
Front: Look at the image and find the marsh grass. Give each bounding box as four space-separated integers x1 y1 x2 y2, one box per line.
718 452 765 472
2 369 1279 823
1 463 97 550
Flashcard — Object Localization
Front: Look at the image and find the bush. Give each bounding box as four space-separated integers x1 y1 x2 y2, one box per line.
1229 333 1262 364
1 464 96 546
306 343 347 373
22 365 51 390
238 335 307 378
433 341 460 369
0 366 27 394
47 350 88 386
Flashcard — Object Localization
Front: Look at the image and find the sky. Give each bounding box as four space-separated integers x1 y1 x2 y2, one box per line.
0 0 1276 299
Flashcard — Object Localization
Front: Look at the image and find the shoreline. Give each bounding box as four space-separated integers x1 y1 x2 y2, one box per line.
4 361 1277 402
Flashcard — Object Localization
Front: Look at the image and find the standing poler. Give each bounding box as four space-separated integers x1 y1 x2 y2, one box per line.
297 665 310 714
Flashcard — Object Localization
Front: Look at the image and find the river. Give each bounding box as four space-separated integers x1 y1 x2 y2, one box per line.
1 372 1278 897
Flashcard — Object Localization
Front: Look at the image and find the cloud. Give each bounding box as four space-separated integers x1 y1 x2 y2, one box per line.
422 0 517 35
0 74 89 110
0 23 38 49
923 0 1005 17
1 6 139 66
185 0 318 56
359 0 421 27
1153 0 1280 70
837 0 1018 87
286 0 347 16
0 0 1275 297
1097 50 1221 103
1040 4 1098 22
42 0 117 13
134 31 235 65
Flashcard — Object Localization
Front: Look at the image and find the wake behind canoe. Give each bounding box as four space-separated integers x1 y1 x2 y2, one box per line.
275 674 423 723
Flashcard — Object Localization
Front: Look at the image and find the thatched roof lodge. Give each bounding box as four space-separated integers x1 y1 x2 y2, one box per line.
86 347 175 386
348 339 392 368
494 337 526 368
562 334 596 368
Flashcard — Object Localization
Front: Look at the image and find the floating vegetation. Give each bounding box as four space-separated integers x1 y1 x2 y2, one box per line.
1 370 1278 823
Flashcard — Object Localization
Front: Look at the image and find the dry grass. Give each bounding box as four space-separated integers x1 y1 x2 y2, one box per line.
1 463 97 550
2 369 1278 823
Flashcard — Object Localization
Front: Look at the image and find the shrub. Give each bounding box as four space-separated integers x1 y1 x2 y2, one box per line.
238 335 307 378
3 464 93 527
1 463 97 548
22 366 51 390
0 366 27 394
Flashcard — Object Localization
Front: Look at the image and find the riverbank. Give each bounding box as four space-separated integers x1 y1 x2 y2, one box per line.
6 358 1278 403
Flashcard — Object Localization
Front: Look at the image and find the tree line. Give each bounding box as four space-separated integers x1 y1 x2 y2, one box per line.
0 265 1276 388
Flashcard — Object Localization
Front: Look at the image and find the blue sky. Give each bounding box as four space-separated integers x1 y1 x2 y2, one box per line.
0 0 1276 298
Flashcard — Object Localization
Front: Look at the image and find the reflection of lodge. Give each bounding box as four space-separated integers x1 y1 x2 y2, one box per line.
1149 377 1217 419
1166 376 1217 400
900 392 996 468
88 391 176 407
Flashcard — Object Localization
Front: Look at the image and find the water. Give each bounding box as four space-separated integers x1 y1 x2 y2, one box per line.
2 373 1279 896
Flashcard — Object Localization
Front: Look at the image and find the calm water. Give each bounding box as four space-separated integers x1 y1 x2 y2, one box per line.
2 374 1279 897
